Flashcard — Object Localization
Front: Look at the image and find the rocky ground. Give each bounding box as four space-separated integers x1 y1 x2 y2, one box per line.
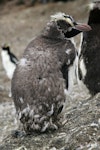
0 0 100 149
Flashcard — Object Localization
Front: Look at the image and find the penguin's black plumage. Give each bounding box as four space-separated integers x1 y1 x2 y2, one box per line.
1 44 18 79
77 1 100 95
11 12 91 133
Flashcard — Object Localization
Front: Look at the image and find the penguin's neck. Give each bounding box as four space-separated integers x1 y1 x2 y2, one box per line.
88 8 100 24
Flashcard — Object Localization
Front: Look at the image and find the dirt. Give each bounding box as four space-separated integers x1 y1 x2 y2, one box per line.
0 0 100 149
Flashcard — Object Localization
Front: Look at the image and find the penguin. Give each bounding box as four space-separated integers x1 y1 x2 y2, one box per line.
1 44 18 80
11 12 91 133
77 1 100 95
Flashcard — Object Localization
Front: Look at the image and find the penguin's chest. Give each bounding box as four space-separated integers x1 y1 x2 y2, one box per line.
78 56 87 80
1 51 16 79
76 51 91 96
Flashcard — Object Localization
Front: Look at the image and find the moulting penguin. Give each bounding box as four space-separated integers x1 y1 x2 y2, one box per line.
11 12 91 133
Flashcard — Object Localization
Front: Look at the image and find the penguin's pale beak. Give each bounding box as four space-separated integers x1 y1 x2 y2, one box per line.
75 23 92 31
65 23 92 38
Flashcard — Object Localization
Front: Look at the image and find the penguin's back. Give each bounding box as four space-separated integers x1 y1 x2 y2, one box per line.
11 37 67 132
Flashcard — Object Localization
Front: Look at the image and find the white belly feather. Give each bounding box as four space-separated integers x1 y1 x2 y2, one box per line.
1 51 16 79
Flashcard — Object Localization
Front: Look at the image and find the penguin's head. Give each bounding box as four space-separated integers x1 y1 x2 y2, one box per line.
51 12 92 38
2 44 10 52
88 1 100 24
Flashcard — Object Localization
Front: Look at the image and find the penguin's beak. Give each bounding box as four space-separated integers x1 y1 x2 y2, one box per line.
65 22 92 38
75 23 92 31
